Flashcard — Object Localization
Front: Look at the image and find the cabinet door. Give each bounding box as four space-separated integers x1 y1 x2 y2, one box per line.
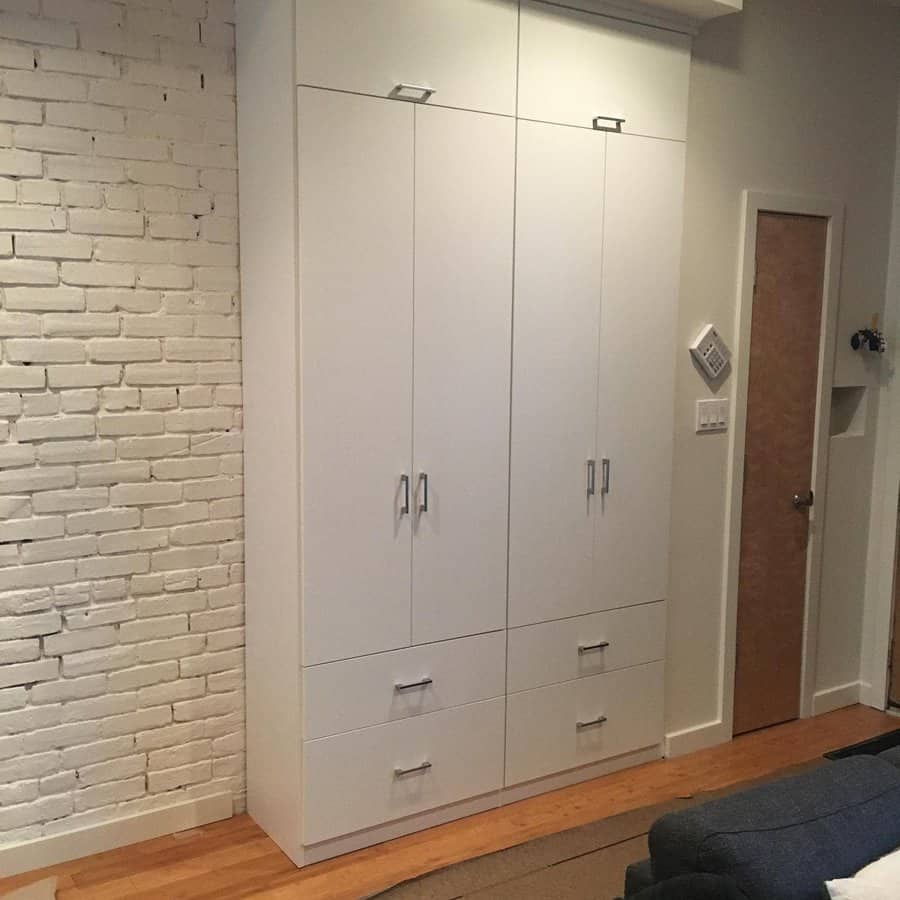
299 89 414 665
412 106 515 644
594 135 685 613
296 0 519 117
508 120 605 628
518 1 691 141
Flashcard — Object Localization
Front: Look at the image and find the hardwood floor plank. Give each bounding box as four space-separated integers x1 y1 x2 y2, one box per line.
2 706 896 900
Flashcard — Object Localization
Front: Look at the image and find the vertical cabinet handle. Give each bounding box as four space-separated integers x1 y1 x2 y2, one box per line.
587 459 596 497
601 458 611 495
418 472 429 514
400 474 410 516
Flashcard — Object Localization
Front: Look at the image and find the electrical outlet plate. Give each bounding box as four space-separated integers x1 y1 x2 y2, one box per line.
690 324 732 380
696 398 729 433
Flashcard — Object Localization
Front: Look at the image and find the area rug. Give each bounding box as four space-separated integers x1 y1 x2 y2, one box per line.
372 761 824 900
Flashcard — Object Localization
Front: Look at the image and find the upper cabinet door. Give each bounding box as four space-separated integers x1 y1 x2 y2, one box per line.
299 89 414 666
296 0 519 117
411 106 515 645
508 120 605 628
594 134 685 613
518 1 691 141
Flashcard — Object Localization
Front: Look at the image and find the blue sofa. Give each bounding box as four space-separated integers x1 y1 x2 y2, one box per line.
623 747 900 900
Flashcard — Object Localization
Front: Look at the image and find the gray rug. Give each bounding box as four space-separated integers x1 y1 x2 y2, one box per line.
373 761 823 900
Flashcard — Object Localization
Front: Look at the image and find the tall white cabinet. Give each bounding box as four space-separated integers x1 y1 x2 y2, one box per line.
241 0 692 867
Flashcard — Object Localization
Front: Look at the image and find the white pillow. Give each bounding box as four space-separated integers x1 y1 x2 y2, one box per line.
826 846 900 900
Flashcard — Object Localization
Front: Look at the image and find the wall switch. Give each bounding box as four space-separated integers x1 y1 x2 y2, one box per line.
696 398 729 433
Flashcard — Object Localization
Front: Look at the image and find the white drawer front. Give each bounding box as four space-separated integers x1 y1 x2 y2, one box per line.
304 631 505 739
518 1 691 141
507 602 666 693
505 661 664 787
304 698 504 844
296 0 519 117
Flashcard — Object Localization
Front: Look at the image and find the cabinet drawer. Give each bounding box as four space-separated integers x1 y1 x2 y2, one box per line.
304 631 505 739
507 602 666 693
518 1 691 140
505 662 663 786
296 0 519 117
304 698 504 844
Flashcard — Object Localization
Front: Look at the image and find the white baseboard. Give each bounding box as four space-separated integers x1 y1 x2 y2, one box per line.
812 681 862 717
664 719 732 758
858 679 887 711
0 793 233 878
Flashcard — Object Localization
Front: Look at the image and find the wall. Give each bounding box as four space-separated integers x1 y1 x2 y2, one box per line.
860 86 900 708
666 0 900 748
0 0 244 849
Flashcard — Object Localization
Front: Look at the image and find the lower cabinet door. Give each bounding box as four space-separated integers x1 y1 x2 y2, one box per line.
505 661 664 787
303 698 505 845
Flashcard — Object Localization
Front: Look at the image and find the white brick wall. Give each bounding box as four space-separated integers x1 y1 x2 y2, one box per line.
0 0 243 847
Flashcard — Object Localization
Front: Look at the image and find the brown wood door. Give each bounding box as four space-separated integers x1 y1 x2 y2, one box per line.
733 212 828 736
889 497 900 706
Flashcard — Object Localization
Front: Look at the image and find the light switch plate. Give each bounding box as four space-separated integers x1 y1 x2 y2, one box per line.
696 398 729 433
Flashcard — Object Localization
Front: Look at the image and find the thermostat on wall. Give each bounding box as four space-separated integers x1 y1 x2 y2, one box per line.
690 324 731 380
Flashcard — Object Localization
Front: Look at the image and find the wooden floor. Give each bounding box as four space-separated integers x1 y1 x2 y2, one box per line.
3 705 897 900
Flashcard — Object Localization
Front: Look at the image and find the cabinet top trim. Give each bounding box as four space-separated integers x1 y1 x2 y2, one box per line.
529 0 742 35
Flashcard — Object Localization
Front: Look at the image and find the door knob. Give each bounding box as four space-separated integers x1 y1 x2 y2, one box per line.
792 490 814 509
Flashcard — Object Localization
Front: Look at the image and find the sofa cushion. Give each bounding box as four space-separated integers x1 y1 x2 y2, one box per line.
648 757 900 900
627 873 749 899
625 858 656 896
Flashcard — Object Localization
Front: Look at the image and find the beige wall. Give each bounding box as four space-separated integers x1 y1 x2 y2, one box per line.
666 0 900 745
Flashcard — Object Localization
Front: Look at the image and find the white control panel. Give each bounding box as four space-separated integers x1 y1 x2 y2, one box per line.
696 398 729 433
690 324 731 380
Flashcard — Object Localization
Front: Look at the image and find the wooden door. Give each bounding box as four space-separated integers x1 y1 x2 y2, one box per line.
411 105 515 644
508 120 605 628
733 212 827 735
296 0 519 116
299 89 414 666
517 0 691 141
594 134 684 613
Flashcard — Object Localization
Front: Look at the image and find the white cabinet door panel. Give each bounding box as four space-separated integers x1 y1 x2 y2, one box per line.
304 630 506 739
518 1 691 141
505 661 664 786
509 120 605 628
412 106 515 644
506 601 667 693
296 0 519 117
304 698 505 844
299 89 414 666
594 135 684 614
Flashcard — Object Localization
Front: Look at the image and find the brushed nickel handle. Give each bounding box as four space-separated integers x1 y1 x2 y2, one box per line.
418 472 429 514
601 458 611 495
792 490 814 509
578 641 610 655
576 715 608 731
593 116 625 133
394 677 433 692
400 474 410 516
390 83 435 103
394 761 432 778
587 459 596 497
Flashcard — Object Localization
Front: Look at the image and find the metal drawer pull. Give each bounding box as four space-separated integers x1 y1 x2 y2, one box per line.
394 676 433 692
576 715 608 731
390 83 435 103
587 459 596 497
418 472 429 513
400 474 410 516
394 761 432 778
601 457 611 495
593 116 625 133
578 641 610 655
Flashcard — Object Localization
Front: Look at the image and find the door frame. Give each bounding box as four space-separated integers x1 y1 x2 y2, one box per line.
721 191 845 732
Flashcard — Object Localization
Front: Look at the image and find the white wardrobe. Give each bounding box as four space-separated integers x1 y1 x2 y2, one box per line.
240 0 692 866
